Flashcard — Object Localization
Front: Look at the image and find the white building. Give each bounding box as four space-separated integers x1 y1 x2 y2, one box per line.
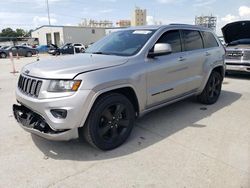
195 15 217 31
79 19 113 28
31 25 109 46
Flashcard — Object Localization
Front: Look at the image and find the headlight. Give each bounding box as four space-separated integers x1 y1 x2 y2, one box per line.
48 80 82 92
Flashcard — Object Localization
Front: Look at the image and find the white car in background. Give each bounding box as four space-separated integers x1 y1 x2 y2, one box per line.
73 43 86 53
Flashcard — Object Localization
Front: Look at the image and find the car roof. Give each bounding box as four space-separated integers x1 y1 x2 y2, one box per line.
125 24 212 32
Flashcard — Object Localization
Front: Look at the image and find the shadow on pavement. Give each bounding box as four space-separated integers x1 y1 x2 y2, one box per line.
226 72 250 80
32 90 241 161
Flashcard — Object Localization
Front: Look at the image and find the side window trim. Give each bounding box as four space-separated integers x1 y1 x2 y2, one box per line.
201 31 219 49
180 29 204 52
199 31 205 49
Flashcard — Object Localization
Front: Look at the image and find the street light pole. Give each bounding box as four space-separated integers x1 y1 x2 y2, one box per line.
46 0 51 25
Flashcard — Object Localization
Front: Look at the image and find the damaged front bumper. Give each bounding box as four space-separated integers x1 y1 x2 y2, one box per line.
13 104 78 141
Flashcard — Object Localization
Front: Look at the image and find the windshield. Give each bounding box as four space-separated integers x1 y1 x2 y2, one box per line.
85 29 156 56
228 38 250 46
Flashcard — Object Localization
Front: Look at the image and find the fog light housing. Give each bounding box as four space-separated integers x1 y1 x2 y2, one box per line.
50 109 67 119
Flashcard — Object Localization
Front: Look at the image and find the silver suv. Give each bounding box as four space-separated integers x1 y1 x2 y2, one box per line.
13 25 225 150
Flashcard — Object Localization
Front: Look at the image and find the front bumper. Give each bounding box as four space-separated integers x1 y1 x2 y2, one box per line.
13 104 78 141
226 64 250 72
14 87 95 141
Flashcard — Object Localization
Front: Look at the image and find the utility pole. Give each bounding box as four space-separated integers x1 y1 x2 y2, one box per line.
46 0 51 25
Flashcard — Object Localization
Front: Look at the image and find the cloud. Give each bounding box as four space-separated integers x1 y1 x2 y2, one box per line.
239 6 250 18
33 16 57 27
193 0 216 7
217 5 250 35
156 0 176 3
99 0 117 2
99 9 114 13
221 14 238 22
147 16 155 25
220 5 250 23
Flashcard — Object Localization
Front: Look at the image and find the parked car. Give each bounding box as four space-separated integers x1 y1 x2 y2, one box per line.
0 46 9 50
13 25 225 150
0 48 8 58
0 46 38 58
36 44 57 53
222 21 250 73
36 45 49 53
48 43 85 55
73 43 86 53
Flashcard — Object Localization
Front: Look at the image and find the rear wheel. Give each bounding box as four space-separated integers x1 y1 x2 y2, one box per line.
0 52 7 58
80 93 135 150
197 71 223 105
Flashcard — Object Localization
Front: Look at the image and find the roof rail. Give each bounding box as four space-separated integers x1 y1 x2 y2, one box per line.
169 23 193 26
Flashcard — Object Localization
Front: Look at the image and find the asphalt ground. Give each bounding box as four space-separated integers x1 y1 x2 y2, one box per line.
0 55 249 188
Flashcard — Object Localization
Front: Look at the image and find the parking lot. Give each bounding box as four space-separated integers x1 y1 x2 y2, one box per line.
0 56 249 188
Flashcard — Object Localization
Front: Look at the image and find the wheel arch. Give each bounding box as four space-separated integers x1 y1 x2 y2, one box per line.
198 65 225 94
79 85 140 129
93 86 140 116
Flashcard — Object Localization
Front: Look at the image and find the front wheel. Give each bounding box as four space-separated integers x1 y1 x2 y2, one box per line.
197 71 223 105
80 93 135 150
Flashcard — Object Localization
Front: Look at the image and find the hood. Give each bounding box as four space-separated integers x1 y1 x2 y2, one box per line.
22 54 128 79
222 20 250 44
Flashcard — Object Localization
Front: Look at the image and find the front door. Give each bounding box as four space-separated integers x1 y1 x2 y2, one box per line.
146 30 190 107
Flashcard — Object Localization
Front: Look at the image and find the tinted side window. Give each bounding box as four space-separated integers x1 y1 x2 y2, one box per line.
157 30 182 53
182 30 203 51
201 31 219 48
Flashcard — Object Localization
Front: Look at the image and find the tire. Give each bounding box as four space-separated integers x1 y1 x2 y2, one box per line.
0 52 7 58
80 93 135 150
26 51 32 57
197 71 223 105
80 48 85 53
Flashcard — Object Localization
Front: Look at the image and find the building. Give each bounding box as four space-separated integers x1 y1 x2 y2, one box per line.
116 20 131 27
79 19 113 28
195 15 217 31
31 25 108 46
131 7 147 26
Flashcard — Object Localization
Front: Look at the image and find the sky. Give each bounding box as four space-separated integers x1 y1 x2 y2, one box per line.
0 0 250 35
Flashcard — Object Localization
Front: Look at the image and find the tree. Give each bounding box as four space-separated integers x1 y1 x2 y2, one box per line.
0 28 16 37
0 28 29 37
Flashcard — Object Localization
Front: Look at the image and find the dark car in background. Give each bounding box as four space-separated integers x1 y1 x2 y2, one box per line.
222 21 250 73
48 43 85 55
0 46 38 58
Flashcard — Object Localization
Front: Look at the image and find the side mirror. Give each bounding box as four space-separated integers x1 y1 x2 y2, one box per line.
148 43 172 58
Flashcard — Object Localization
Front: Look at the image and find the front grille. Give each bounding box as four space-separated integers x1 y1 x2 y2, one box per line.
226 50 243 60
243 51 250 60
18 75 42 98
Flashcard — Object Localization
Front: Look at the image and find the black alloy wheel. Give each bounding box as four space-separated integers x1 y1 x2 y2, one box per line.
81 93 135 150
197 71 223 105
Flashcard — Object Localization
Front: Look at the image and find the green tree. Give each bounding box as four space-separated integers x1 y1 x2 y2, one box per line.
15 28 26 37
0 28 17 37
0 28 29 37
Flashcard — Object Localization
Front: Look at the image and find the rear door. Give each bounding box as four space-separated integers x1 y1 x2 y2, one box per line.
200 31 221 66
180 29 206 92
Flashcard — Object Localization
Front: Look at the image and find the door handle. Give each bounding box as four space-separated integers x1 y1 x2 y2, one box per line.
206 52 211 56
178 57 186 61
